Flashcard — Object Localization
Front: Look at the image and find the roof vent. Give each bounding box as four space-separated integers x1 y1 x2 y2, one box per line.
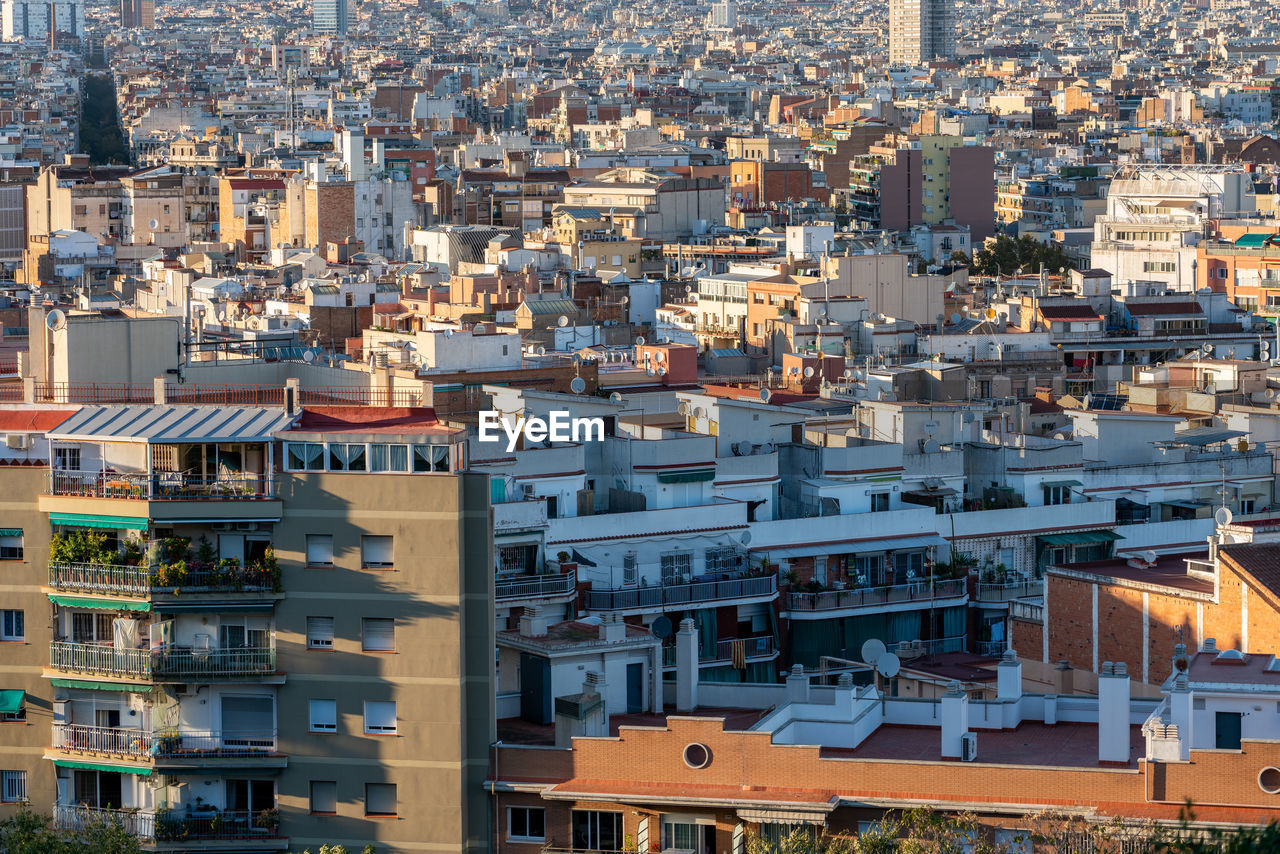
1213 648 1247 666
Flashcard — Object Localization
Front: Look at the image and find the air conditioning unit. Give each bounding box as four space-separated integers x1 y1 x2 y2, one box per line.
960 731 978 762
5 433 28 450
521 483 535 498
176 684 199 697
210 522 232 532
235 522 258 532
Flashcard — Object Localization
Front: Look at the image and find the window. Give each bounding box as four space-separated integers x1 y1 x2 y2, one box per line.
572 810 622 850
364 700 397 734
329 443 367 472
309 699 337 732
509 806 546 842
365 782 397 816
306 535 334 567
362 536 394 568
412 444 451 472
0 529 22 561
362 618 395 652
870 492 890 512
1 770 26 803
370 444 409 472
1043 484 1071 506
660 551 693 584
286 442 325 471
53 446 80 471
0 611 23 642
307 617 334 649
310 780 337 814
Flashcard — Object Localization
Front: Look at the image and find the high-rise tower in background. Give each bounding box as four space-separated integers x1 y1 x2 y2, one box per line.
313 0 348 35
119 0 152 28
889 0 954 65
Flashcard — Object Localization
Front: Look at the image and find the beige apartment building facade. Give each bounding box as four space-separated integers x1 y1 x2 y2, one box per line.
0 402 494 854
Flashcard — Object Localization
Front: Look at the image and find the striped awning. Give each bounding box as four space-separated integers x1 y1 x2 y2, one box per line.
49 513 149 530
48 594 151 612
51 759 151 776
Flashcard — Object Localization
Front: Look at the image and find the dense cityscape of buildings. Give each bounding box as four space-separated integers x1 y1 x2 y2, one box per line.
0 0 1279 851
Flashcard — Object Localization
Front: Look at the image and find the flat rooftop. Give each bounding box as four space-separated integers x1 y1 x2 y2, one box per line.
823 722 1145 768
1053 550 1213 595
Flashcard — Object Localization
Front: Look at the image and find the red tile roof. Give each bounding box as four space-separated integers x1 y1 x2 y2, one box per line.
0 409 78 431
292 406 455 435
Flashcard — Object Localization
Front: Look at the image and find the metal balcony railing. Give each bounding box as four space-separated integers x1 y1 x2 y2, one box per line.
585 575 776 611
152 729 277 757
1010 599 1045 623
48 560 280 596
495 572 575 601
786 578 966 612
155 810 280 841
663 635 776 667
52 723 153 758
154 647 276 680
48 471 275 500
49 562 151 595
50 641 152 679
973 579 1044 602
54 805 155 839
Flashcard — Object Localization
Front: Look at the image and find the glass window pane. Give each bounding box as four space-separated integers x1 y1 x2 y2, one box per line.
347 444 366 472
369 444 388 472
388 444 408 471
413 445 431 472
328 444 346 471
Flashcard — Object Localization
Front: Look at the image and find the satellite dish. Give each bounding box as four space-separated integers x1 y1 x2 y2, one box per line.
950 312 962 325
302 349 316 363
759 388 772 403
843 369 853 379
693 406 706 418
646 367 656 377
733 440 751 456
876 652 901 679
962 411 976 423
1215 506 1233 527
1238 438 1250 453
620 296 629 306
570 376 587 394
635 336 646 346
922 438 940 454
46 309 67 331
657 367 667 377
740 530 752 545
803 366 815 378
924 420 938 435
1143 549 1158 565
678 402 690 416
558 315 569 327
853 369 865 381
984 308 997 320
609 392 624 403
537 346 546 356
1203 344 1215 355
148 218 159 230
650 615 674 639
861 638 887 666
656 351 666 363
760 443 775 454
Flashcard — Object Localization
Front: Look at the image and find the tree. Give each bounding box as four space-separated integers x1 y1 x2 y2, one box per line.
970 235 1075 278
949 250 971 267
0 807 142 854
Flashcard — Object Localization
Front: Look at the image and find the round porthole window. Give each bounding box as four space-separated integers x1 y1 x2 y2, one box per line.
683 742 711 769
1259 767 1280 795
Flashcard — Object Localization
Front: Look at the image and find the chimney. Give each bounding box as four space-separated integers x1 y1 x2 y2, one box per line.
600 613 626 643
1043 694 1058 725
675 618 699 713
1097 661 1131 764
940 681 969 759
518 605 549 638
1202 637 1218 654
785 664 810 705
1054 660 1074 695
1167 672 1194 761
833 672 855 719
997 649 1022 701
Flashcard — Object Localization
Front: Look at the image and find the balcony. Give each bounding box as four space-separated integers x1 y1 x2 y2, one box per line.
52 723 152 759
784 578 967 617
54 805 154 839
1010 599 1044 623
662 635 777 667
48 559 281 599
584 575 776 612
495 572 575 602
155 810 281 843
49 471 275 501
51 723 280 762
973 579 1043 603
49 643 277 682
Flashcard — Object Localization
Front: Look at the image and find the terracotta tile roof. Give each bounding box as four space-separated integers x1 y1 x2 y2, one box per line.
1219 543 1280 599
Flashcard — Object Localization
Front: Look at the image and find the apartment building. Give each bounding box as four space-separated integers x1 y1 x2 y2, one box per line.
0 401 493 854
888 0 954 65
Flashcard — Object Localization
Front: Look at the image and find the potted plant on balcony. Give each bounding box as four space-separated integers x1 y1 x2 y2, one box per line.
255 808 279 832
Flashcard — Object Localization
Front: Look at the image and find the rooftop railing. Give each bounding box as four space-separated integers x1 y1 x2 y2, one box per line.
585 575 776 611
786 578 966 612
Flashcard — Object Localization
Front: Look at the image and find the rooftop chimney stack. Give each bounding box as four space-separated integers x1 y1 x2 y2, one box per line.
1168 672 1194 761
785 664 811 705
997 649 1022 701
1098 661 1131 764
940 681 969 759
675 618 699 713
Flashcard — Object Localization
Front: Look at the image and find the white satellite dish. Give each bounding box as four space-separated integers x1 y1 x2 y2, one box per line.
536 346 546 356
759 388 772 403
148 218 159 230
853 369 865 381
740 530 752 545
861 638 887 666
733 440 751 456
1143 549 1158 565
609 392 623 403
924 420 938 435
693 406 706 418
843 369 853 379
570 376 587 394
302 349 316 364
635 336 646 346
876 652 901 679
657 367 667 377
46 309 67 331
677 402 690 416
922 438 940 454
646 367 656 377
949 312 962 325
656 351 666 363
803 366 815 378
760 443 775 454
558 315 569 327
1215 506 1233 527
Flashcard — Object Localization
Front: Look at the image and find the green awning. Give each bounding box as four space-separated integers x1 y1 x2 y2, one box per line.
49 594 151 612
1041 480 1083 489
0 690 24 714
1039 530 1124 546
657 469 715 484
1235 233 1276 248
0 528 21 538
51 759 151 775
153 601 273 614
49 513 149 531
50 678 150 692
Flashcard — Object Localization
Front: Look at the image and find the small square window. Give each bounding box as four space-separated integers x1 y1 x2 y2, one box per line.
362 535 394 568
362 618 395 652
364 700 397 734
509 806 545 841
365 782 396 816
306 535 334 567
309 699 337 732
0 610 23 642
1 770 27 803
310 780 338 814
0 530 23 561
307 617 334 649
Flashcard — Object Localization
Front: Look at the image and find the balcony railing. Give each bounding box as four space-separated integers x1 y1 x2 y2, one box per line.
54 805 155 839
153 729 277 757
48 560 280 596
973 579 1043 602
585 575 776 611
48 471 275 501
978 640 1007 657
786 578 966 612
52 723 153 758
154 647 276 680
495 572 576 601
1010 599 1045 623
663 635 777 667
155 809 280 841
50 641 152 679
